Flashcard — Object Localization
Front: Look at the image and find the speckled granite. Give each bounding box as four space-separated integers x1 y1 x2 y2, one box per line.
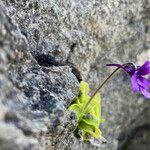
0 0 150 149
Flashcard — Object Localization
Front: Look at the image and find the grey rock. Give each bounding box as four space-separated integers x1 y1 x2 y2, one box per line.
0 74 41 150
118 107 150 150
0 0 150 150
0 122 39 150
0 3 80 150
0 1 107 149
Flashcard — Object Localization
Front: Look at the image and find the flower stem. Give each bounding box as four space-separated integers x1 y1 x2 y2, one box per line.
79 67 120 120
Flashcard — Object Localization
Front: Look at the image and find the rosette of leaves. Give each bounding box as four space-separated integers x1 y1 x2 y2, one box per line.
69 81 104 140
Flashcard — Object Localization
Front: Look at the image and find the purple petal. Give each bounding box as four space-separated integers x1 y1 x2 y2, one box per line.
131 75 140 92
140 88 150 99
137 61 150 76
141 60 150 68
137 76 150 90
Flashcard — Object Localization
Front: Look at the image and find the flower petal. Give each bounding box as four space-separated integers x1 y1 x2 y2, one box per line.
141 60 150 68
137 76 150 90
137 61 150 76
140 88 150 99
131 75 140 92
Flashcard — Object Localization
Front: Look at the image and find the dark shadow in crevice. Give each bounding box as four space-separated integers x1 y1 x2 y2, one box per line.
34 54 62 67
34 54 82 82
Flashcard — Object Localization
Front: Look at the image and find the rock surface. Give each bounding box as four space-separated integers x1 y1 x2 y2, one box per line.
0 0 150 150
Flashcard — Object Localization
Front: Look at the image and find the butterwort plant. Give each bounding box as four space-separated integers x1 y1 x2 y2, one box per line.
69 81 105 140
68 60 150 141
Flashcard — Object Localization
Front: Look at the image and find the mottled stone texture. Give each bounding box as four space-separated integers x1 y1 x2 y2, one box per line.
0 0 150 150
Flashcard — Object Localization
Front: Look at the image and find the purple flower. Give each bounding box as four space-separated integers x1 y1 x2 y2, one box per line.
107 61 150 99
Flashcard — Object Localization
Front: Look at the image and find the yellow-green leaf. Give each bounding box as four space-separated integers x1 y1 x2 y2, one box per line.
68 81 104 140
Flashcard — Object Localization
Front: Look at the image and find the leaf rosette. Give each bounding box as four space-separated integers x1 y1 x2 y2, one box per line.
69 81 104 140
